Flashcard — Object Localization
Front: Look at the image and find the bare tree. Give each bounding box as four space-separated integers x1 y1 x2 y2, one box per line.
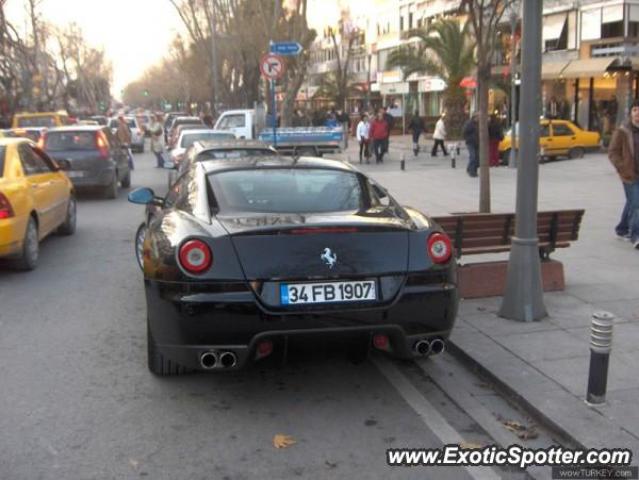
461 0 513 213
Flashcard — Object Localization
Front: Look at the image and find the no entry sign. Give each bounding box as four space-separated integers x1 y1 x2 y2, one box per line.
260 53 286 80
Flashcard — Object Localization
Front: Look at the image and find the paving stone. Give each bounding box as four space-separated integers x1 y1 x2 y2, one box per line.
491 329 589 363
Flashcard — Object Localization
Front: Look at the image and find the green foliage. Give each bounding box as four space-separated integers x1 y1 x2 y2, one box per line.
387 19 475 138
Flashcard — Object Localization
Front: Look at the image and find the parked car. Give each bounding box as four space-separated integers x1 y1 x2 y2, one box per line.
167 116 203 149
168 129 236 167
12 111 70 128
499 119 601 162
163 112 187 142
0 137 76 270
108 116 145 152
41 126 130 199
128 156 457 375
10 127 47 145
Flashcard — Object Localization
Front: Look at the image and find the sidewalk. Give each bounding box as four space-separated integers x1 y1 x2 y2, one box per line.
333 138 639 451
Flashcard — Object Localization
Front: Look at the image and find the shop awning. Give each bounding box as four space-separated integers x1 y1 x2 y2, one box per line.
561 57 617 78
541 62 569 80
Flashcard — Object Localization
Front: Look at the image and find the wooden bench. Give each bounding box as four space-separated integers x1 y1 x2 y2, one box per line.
432 210 585 298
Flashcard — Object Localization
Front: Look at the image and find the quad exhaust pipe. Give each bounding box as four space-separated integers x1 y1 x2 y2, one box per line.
413 338 446 357
200 350 237 369
200 351 219 369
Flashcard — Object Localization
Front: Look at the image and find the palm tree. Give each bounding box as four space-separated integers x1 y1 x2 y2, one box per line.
387 18 474 138
313 71 365 109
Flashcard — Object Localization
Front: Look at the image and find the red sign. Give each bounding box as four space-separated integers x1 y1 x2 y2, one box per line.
260 53 286 80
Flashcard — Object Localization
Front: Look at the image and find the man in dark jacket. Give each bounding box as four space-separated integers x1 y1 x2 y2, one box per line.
608 99 639 249
463 113 479 177
408 111 424 156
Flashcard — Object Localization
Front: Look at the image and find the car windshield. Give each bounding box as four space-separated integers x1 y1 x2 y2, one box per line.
0 146 5 177
17 115 56 127
45 131 97 151
208 168 362 214
197 149 275 160
180 132 235 148
125 119 137 129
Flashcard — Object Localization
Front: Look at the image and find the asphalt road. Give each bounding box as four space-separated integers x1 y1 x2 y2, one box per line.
0 149 537 480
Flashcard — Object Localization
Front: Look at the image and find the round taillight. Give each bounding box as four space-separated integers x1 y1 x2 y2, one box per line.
178 239 212 274
427 233 452 264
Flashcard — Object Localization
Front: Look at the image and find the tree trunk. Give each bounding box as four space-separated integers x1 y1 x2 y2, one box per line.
478 65 491 213
443 87 466 140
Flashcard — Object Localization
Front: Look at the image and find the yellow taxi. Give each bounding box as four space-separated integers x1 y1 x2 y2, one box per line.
12 111 70 129
0 137 76 270
499 119 601 161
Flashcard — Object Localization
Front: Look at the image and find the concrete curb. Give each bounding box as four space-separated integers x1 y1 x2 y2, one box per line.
446 332 639 453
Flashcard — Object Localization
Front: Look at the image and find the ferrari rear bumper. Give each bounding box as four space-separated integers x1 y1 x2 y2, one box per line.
145 273 458 371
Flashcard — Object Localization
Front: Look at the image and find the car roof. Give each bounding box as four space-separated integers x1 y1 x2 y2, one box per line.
174 116 200 122
0 137 31 146
46 125 105 132
193 139 271 152
200 156 356 174
179 129 232 137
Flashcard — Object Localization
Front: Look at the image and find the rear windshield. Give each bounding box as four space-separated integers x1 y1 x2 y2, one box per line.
17 115 57 127
197 149 275 161
180 132 235 148
0 146 5 177
175 119 201 128
208 168 362 214
45 131 97 151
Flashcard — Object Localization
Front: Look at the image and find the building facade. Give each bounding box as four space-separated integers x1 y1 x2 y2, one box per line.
302 0 636 135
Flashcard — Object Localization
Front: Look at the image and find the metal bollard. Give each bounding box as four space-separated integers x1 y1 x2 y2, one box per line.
400 154 405 171
450 143 456 168
586 311 615 406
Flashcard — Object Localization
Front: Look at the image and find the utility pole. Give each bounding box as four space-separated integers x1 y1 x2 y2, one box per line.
499 0 548 322
509 3 519 169
211 0 219 115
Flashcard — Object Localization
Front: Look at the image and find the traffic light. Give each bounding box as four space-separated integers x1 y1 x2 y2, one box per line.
143 89 149 97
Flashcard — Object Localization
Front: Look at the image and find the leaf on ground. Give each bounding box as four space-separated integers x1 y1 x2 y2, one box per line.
517 426 539 440
129 458 139 469
459 441 484 449
503 420 526 432
273 434 296 449
501 419 539 440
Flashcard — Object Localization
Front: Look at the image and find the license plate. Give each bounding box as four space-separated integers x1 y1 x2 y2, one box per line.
66 171 85 178
280 280 377 305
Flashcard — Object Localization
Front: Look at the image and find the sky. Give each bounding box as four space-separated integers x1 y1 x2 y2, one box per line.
4 0 351 98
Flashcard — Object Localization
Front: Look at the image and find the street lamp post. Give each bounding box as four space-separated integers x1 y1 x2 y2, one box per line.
499 0 548 322
509 4 519 169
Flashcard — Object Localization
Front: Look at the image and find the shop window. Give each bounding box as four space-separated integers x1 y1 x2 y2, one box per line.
602 21 623 39
400 16 404 31
409 13 413 30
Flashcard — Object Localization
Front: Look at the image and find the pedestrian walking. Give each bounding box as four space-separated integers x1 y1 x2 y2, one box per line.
370 110 390 164
463 113 479 177
432 113 448 157
488 114 504 167
382 107 394 155
408 111 425 156
356 113 371 164
608 99 639 249
146 113 165 168
116 115 134 170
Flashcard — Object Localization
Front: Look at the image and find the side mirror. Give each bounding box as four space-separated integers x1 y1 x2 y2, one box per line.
128 187 163 206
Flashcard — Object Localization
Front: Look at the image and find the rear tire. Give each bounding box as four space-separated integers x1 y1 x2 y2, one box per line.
104 173 118 199
120 170 131 188
147 323 190 376
58 196 76 235
569 147 584 159
134 223 146 271
13 217 39 270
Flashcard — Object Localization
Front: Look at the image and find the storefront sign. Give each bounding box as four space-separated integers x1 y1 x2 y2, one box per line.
381 82 409 95
419 77 446 92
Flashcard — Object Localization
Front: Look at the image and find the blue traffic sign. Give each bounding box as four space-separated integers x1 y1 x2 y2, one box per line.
270 41 303 56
